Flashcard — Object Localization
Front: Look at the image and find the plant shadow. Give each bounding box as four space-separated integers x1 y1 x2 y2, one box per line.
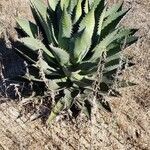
0 39 29 99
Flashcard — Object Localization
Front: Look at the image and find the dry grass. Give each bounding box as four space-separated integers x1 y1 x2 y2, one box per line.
0 0 150 149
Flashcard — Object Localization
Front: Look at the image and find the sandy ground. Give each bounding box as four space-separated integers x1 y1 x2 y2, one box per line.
0 0 150 149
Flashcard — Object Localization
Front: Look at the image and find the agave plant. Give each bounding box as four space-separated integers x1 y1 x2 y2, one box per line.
14 0 137 124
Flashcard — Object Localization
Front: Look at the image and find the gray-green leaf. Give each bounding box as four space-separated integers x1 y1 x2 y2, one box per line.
16 18 37 38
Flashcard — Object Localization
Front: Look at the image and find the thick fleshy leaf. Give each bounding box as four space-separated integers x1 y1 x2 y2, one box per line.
16 18 38 38
100 9 129 38
48 0 60 11
19 37 54 58
47 4 62 42
64 89 74 109
47 79 63 90
0 24 3 34
21 72 42 82
46 99 64 124
58 7 72 49
49 44 70 65
106 52 121 63
30 0 47 21
77 61 97 72
78 8 94 32
102 10 129 31
90 29 119 61
15 48 36 64
70 70 84 81
104 64 121 74
106 36 138 59
118 80 136 88
59 7 72 38
30 0 55 44
101 76 114 86
106 43 121 57
105 2 123 17
46 89 72 124
97 6 107 36
68 0 78 13
91 0 105 49
73 0 82 24
88 0 93 8
72 77 94 89
84 0 89 14
73 8 95 62
60 0 70 10
36 58 56 72
83 100 92 119
91 0 104 9
121 36 138 46
96 97 112 112
90 28 133 62
105 57 121 67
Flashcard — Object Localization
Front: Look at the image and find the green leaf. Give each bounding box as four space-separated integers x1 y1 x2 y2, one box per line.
36 58 56 72
102 10 129 31
104 64 121 74
46 89 72 124
105 57 120 67
60 0 70 10
48 4 61 42
90 28 119 62
106 42 121 57
68 0 78 13
91 0 104 9
91 0 105 49
121 36 138 46
91 28 133 62
118 80 136 88
70 70 83 80
58 7 72 49
47 79 63 90
59 7 72 38
22 73 43 82
101 76 114 85
73 8 95 62
30 0 54 44
46 98 65 124
19 37 54 58
64 89 74 109
0 24 3 35
77 61 97 73
30 0 47 21
83 100 92 119
16 18 38 38
73 0 82 24
15 48 36 64
48 0 60 11
72 77 94 89
105 1 123 18
96 97 112 112
49 44 70 65
84 0 89 14
106 36 137 58
106 52 121 63
97 6 107 36
78 8 94 32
